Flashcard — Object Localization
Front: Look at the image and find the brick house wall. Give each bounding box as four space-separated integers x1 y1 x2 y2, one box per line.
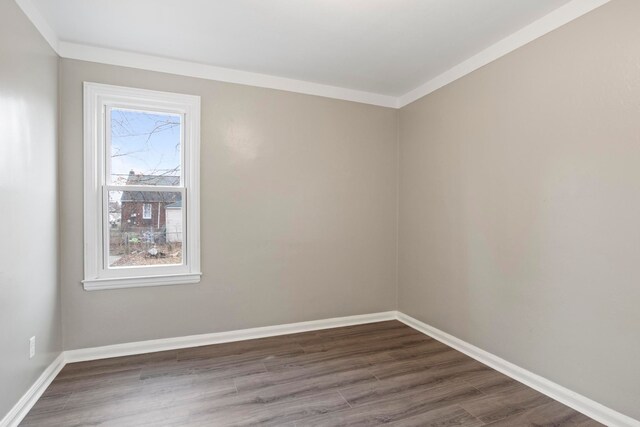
121 201 167 231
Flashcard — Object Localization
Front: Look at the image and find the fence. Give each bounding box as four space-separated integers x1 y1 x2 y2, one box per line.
109 227 182 256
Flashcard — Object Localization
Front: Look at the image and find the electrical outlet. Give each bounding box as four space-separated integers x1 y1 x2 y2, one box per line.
29 336 36 359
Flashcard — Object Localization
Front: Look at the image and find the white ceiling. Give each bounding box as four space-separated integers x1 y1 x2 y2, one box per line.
22 0 607 107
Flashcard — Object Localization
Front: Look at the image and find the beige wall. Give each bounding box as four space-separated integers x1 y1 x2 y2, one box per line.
398 0 640 420
0 0 61 419
59 59 398 350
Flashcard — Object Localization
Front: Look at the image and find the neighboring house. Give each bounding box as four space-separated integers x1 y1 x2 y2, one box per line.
108 199 121 228
120 170 181 242
165 200 183 243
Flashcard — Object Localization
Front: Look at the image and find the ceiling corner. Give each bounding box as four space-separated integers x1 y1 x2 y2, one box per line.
15 0 60 54
396 0 612 108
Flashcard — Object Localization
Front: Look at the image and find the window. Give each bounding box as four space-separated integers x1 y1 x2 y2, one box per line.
142 203 152 220
83 82 201 290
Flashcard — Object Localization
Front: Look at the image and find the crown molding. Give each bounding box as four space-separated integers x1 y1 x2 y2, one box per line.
14 0 397 108
16 0 610 109
57 42 399 108
397 0 612 107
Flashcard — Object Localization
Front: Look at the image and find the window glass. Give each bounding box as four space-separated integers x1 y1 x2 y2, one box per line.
110 108 182 186
108 190 183 267
142 203 152 219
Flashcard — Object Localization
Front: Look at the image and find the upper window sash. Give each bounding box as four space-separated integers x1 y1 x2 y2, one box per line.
105 106 185 187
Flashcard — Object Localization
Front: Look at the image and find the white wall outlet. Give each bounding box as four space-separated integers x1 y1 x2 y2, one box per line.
29 336 36 359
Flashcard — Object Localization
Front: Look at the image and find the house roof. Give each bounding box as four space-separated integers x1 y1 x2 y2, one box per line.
121 191 181 203
125 171 180 186
121 171 182 204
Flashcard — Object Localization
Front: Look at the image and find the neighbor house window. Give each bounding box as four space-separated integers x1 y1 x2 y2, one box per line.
83 82 201 290
142 203 152 219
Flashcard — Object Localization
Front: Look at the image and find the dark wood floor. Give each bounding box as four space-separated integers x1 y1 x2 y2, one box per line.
21 321 602 426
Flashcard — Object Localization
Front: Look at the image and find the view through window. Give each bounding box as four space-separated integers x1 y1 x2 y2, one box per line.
107 108 184 268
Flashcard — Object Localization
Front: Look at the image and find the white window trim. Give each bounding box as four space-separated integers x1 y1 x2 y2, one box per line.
83 82 201 291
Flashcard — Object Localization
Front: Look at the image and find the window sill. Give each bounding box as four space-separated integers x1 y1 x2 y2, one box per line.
82 272 202 291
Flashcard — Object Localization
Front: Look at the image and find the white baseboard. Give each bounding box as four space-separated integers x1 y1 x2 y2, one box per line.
0 353 65 427
2 311 395 425
396 312 639 427
4 311 637 427
64 311 397 363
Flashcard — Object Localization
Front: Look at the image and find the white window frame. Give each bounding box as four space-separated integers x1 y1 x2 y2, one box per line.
83 82 201 291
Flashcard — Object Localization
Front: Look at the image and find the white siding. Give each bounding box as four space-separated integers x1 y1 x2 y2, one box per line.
165 207 182 242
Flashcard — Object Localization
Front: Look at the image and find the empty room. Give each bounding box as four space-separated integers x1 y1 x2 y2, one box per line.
1 0 639 425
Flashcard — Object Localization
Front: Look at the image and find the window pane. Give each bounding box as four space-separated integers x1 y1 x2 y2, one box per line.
108 190 183 267
142 203 152 219
110 108 181 186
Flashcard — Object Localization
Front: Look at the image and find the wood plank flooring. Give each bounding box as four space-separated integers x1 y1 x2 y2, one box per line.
20 321 603 426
